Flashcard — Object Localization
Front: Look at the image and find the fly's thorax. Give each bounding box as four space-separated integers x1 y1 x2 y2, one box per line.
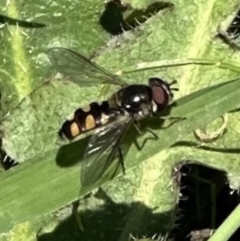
148 77 174 113
58 101 120 141
117 85 153 120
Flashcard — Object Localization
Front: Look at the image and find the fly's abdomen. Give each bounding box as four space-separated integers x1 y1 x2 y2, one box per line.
59 101 118 140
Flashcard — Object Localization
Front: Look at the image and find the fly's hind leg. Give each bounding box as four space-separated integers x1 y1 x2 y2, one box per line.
110 147 126 179
118 147 126 175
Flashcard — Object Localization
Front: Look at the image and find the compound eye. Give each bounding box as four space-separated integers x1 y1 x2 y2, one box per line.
152 85 165 104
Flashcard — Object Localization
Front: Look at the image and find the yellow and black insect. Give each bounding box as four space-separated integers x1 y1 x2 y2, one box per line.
47 47 177 187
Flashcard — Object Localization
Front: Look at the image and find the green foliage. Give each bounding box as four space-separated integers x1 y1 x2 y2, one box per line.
1 0 240 240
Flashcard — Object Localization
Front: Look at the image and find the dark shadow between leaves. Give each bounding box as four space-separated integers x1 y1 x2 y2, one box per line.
124 2 174 31
171 162 240 241
99 0 174 35
37 195 176 241
0 14 46 28
0 149 19 170
0 138 19 171
216 8 240 50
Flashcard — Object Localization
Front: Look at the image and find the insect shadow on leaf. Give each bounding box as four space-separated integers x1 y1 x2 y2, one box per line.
170 163 240 240
99 0 174 35
36 196 175 241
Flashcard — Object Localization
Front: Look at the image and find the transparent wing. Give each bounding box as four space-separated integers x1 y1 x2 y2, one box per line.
81 115 133 187
47 47 127 87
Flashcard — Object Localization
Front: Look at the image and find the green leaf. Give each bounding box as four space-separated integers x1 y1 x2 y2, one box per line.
0 0 107 112
1 77 240 234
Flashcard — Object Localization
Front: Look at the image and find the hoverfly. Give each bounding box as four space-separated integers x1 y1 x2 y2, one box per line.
47 47 177 187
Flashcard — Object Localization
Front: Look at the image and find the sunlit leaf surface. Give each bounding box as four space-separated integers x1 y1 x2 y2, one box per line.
1 0 240 240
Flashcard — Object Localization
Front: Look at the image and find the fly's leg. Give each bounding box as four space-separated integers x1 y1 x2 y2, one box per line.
147 128 159 140
133 121 143 134
108 148 125 179
133 120 159 140
94 187 115 204
118 147 126 175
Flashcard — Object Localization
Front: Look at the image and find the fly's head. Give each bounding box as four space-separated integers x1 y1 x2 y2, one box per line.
120 85 152 120
148 77 178 112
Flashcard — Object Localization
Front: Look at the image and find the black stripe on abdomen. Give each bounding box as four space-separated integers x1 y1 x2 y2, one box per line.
58 101 118 140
